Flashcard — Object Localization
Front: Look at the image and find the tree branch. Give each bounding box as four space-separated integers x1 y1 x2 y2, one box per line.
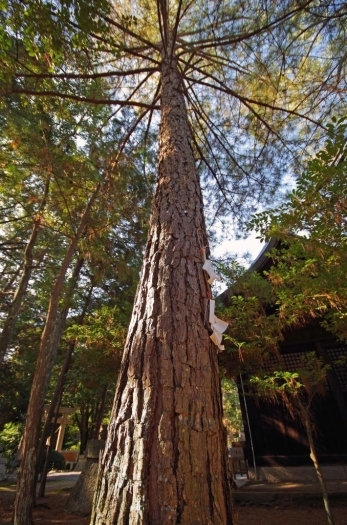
177 0 315 50
183 64 324 128
184 78 249 178
100 13 161 51
15 67 159 80
9 88 161 109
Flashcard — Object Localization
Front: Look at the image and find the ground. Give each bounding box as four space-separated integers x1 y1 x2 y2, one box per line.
0 476 346 525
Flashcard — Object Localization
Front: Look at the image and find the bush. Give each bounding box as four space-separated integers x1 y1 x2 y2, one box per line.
0 422 24 467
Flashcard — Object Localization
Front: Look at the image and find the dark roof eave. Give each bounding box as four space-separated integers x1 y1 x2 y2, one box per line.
218 237 280 305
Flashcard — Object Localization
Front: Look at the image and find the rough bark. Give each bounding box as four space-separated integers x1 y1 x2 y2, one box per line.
91 51 233 525
12 186 101 525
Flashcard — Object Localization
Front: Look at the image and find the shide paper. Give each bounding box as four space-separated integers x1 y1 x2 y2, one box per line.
209 299 228 351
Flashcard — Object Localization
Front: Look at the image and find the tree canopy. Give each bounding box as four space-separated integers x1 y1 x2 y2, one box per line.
249 116 347 340
2 0 347 229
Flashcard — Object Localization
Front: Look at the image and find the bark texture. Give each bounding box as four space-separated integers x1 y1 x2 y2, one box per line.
91 52 233 525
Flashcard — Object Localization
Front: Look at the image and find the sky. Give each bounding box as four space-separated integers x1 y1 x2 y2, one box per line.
214 231 264 262
211 230 265 293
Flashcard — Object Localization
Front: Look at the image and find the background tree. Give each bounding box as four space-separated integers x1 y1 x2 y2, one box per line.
221 377 243 446
220 116 347 361
2 0 347 228
0 78 154 525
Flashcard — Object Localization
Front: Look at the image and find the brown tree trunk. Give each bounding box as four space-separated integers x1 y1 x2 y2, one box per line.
35 263 90 494
12 185 101 525
77 405 89 454
91 50 233 525
90 385 108 440
37 388 63 500
0 176 50 362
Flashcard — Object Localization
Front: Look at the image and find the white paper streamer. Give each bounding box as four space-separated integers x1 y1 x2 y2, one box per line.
209 299 228 351
202 259 222 285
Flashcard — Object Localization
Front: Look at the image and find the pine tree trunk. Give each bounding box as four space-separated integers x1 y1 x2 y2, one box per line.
90 385 108 440
91 51 233 525
35 266 90 490
77 405 90 454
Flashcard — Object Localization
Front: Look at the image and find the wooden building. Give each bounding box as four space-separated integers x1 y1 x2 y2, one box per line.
219 239 347 469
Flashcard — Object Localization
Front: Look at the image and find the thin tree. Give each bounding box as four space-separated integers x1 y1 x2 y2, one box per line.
251 359 335 525
12 184 103 525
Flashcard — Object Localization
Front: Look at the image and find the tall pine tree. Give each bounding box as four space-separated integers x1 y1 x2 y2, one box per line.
2 1 347 523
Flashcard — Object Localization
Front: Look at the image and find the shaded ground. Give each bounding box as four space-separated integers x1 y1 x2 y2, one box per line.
0 488 89 525
1 473 347 524
236 504 347 525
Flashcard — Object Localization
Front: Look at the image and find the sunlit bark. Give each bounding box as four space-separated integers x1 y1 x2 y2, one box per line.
91 47 233 525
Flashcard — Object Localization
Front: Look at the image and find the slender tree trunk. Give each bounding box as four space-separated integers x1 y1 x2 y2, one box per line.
36 341 75 499
12 186 101 525
302 406 335 525
91 50 233 525
79 405 87 453
37 387 63 500
90 385 108 440
0 177 50 362
36 275 94 484
76 404 91 454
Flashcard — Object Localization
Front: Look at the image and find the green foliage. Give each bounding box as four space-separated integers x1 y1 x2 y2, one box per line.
62 424 80 450
0 422 24 465
250 353 329 410
217 269 282 366
0 57 154 426
0 359 34 430
219 118 347 388
221 377 243 445
66 305 125 395
1 0 346 232
249 116 347 339
0 0 114 82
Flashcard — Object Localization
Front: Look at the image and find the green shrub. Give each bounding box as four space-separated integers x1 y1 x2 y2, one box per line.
0 422 24 466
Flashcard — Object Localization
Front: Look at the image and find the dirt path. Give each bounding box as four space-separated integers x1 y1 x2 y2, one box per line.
1 479 346 525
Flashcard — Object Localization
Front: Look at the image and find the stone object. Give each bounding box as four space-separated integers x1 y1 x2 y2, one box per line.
0 457 7 481
65 440 105 515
